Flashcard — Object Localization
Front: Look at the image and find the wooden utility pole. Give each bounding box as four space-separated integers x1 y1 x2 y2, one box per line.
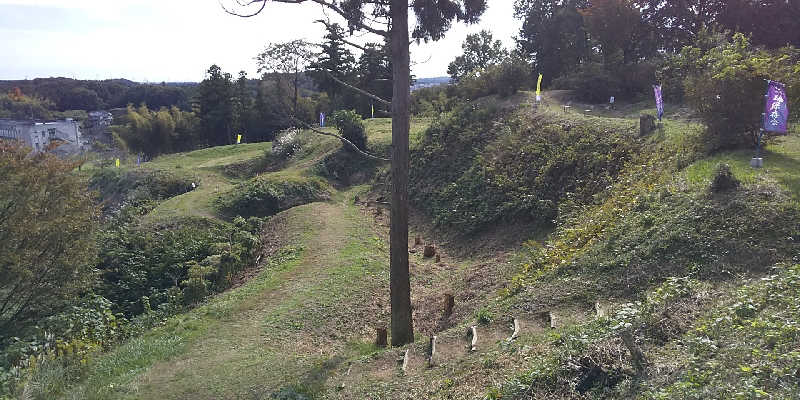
389 0 413 346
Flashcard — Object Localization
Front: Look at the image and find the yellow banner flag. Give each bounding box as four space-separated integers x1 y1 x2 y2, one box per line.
371 103 375 119
115 158 120 168
536 73 543 101
236 134 242 144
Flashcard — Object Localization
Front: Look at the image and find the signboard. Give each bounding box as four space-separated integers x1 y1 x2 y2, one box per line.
764 80 789 134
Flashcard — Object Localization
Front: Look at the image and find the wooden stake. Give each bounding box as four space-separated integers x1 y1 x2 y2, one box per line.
470 326 478 352
443 293 455 317
376 327 388 347
428 335 437 367
401 349 410 374
509 318 520 341
549 312 556 329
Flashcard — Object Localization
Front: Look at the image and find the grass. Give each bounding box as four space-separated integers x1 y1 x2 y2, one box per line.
63 195 393 399
48 93 800 399
685 133 800 201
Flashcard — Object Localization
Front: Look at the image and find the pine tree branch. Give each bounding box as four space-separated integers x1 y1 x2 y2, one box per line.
324 70 392 106
221 0 390 37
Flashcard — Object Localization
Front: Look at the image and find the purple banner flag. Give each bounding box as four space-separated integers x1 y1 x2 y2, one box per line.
653 85 664 121
320 112 325 127
763 80 789 134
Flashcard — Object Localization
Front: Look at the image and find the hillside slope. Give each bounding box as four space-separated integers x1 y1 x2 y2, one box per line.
50 93 800 400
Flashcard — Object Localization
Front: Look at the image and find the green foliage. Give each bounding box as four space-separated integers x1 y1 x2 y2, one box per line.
0 91 54 120
411 85 459 117
0 142 99 341
198 64 235 147
308 24 356 110
112 103 200 157
519 182 800 296
553 62 621 103
331 109 367 151
648 265 800 399
681 33 800 150
475 308 494 325
88 167 196 214
216 174 331 219
447 30 508 82
96 214 259 317
456 56 531 99
410 102 638 233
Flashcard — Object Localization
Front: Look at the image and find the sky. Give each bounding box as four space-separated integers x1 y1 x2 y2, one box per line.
0 0 521 82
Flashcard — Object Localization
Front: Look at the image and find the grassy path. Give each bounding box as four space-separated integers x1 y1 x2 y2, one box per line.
66 196 391 399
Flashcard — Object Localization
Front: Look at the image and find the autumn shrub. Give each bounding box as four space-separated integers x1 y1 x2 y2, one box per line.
0 142 99 341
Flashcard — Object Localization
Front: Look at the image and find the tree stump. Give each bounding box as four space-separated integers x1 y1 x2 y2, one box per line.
423 244 436 258
414 236 422 246
376 327 388 347
639 114 656 136
443 293 455 317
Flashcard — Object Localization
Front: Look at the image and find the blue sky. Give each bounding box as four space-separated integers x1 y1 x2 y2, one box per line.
0 0 520 82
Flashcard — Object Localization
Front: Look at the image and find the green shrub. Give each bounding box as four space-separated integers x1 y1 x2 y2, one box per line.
552 62 622 103
216 175 330 219
331 109 367 151
410 102 638 233
89 168 196 214
682 33 800 150
456 57 531 100
96 214 257 316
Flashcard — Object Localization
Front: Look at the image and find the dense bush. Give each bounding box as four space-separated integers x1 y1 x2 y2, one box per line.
553 63 621 103
89 168 197 214
410 102 638 233
411 85 460 116
96 213 260 316
331 109 367 151
456 57 530 100
216 174 330 218
680 33 800 150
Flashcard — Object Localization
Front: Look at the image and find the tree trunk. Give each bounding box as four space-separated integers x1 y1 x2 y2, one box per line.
293 68 299 120
389 0 413 347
